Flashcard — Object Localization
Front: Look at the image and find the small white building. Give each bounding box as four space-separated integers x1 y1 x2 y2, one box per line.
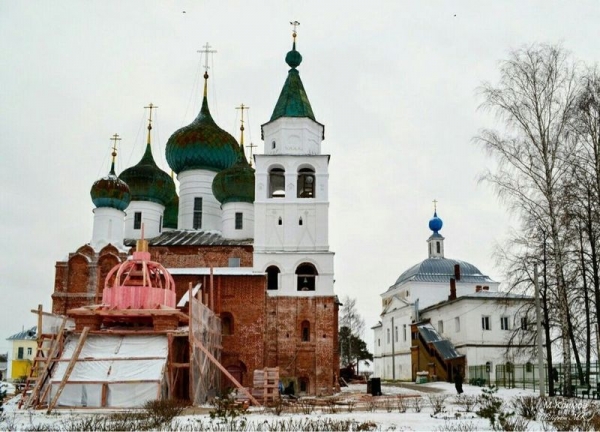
373 211 532 382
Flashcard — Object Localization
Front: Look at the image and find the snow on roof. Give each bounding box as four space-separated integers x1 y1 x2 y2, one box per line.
7 326 36 341
168 267 262 276
421 290 532 313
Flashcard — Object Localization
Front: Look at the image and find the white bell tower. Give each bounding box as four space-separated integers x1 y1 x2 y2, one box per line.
253 29 334 297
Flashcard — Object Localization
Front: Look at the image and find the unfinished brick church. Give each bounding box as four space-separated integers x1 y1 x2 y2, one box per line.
44 30 339 408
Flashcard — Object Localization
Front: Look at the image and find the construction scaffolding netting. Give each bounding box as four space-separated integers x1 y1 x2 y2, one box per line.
48 334 168 408
190 293 222 405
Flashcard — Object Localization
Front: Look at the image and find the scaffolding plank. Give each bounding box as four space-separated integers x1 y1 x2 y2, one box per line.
46 327 89 414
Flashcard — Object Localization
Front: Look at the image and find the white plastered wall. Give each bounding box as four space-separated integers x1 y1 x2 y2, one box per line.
124 201 164 239
91 207 127 252
178 169 221 231
221 202 254 240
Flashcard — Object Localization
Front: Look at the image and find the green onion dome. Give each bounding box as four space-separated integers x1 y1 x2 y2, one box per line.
119 144 176 206
163 193 179 229
90 162 131 211
212 144 255 205
166 75 239 174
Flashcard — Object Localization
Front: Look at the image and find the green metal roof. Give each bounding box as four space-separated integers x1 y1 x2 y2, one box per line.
166 95 239 174
119 144 176 206
90 162 131 211
269 43 316 122
212 144 255 205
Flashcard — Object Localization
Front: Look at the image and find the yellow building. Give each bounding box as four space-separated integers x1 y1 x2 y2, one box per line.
7 326 37 381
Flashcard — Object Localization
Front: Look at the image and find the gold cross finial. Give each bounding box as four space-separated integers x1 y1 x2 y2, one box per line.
198 42 217 72
236 103 249 144
433 199 438 212
247 142 257 167
109 133 121 172
290 21 300 40
110 133 121 155
144 103 158 144
236 104 250 162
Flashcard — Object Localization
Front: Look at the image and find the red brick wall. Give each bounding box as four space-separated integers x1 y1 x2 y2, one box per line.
51 242 339 396
148 246 253 268
217 275 266 388
265 296 339 395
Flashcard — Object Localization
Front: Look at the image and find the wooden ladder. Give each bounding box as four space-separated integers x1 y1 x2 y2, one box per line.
17 319 67 409
19 319 68 409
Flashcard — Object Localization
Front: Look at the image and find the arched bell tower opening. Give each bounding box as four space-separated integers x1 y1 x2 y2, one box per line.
296 263 317 291
269 167 285 198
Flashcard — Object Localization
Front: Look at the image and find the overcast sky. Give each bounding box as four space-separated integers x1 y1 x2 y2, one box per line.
1 1 599 355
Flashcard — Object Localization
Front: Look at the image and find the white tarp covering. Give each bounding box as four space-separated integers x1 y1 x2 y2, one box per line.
49 334 168 408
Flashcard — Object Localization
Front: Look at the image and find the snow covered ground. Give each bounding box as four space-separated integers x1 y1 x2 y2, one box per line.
0 381 578 431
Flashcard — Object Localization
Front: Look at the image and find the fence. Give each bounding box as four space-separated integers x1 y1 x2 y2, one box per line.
469 362 600 393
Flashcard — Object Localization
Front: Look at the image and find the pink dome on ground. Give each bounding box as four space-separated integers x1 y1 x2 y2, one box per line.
102 249 176 309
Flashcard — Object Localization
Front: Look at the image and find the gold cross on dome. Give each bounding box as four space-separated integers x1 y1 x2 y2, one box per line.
247 142 257 167
198 42 217 72
110 133 121 162
290 20 300 39
144 103 158 124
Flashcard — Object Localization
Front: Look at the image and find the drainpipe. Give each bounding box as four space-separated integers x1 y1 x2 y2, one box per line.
391 316 396 380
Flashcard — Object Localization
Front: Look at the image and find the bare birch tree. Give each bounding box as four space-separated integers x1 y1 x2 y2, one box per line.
476 44 579 396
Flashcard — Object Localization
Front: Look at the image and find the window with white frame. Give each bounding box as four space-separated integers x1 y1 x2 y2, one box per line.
455 317 460 333
403 324 407 341
387 328 390 344
482 315 491 330
438 320 444 334
395 326 398 342
500 316 510 330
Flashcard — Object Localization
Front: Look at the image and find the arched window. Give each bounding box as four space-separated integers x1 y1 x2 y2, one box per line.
266 266 280 290
222 312 234 335
297 168 315 198
436 242 441 254
269 168 285 198
296 263 318 291
301 320 310 342
299 217 303 226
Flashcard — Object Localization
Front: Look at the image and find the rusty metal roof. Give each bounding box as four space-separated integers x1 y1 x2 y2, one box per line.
125 230 253 247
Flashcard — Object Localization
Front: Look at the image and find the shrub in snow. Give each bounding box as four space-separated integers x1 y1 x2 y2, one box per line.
395 396 407 413
510 395 540 420
428 394 446 416
454 394 476 413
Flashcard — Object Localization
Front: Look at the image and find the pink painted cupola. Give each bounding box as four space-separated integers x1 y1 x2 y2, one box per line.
102 237 176 310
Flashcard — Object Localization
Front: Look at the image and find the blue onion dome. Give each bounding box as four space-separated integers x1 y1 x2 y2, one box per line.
119 144 176 206
163 193 179 229
429 211 443 233
165 72 239 174
212 143 255 205
90 158 131 211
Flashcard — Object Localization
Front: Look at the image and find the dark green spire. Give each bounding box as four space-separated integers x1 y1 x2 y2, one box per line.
269 41 316 122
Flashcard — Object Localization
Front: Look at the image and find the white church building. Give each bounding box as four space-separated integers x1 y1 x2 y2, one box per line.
372 211 533 382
